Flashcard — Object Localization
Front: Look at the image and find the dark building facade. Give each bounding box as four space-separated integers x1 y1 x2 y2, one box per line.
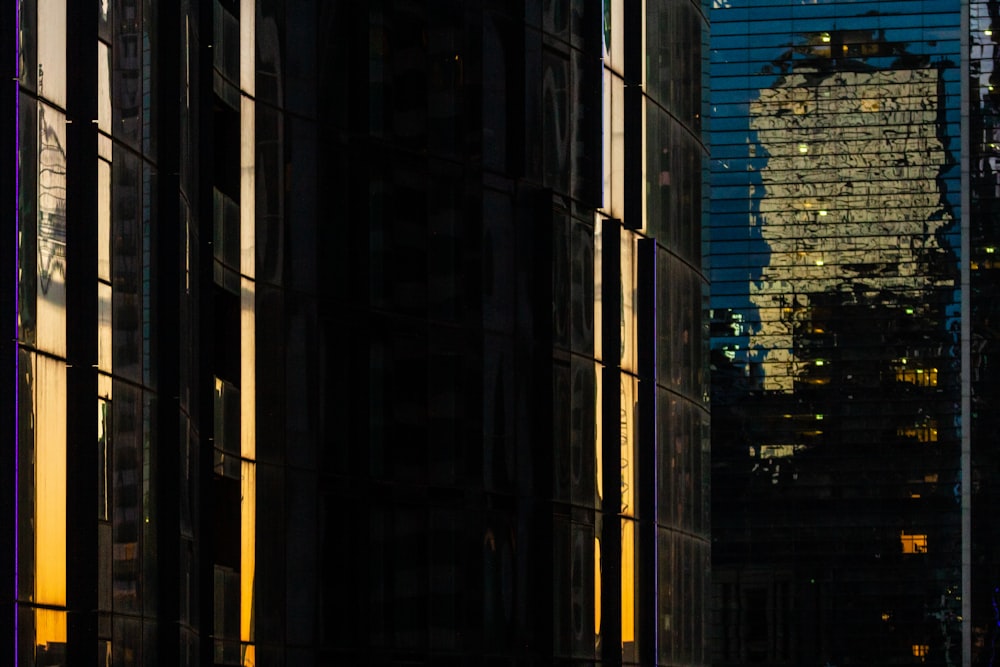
709 1 1000 666
2 1 710 665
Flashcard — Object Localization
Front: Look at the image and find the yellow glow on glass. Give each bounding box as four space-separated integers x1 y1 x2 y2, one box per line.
594 537 602 636
595 362 603 502
241 460 256 643
900 532 928 554
621 519 635 644
35 355 66 606
620 377 635 516
34 608 66 649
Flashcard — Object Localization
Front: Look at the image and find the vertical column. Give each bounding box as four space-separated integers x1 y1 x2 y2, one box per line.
2 0 18 663
960 1 972 665
20 1 69 662
636 238 657 666
600 216 622 665
239 1 257 662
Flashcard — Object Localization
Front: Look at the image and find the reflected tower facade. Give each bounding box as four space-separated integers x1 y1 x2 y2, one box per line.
709 3 968 666
2 1 710 665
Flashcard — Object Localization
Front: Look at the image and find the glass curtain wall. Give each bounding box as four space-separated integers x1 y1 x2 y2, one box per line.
6 1 710 665
709 2 964 665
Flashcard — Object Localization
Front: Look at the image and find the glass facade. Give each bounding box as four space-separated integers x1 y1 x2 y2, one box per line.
707 1 1000 665
4 1 709 665
969 1 1000 663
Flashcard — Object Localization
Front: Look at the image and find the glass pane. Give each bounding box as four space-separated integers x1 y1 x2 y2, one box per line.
98 158 111 281
37 102 67 357
37 0 66 108
98 282 113 372
99 398 110 520
34 353 67 607
98 40 112 133
18 92 37 345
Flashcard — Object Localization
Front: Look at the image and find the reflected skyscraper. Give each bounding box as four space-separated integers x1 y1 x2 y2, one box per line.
710 2 1000 666
2 1 710 665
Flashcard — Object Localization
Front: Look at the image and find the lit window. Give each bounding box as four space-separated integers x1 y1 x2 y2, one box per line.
912 644 929 660
900 532 928 554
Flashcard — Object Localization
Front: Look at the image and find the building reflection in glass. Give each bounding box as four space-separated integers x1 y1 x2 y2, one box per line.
710 4 965 665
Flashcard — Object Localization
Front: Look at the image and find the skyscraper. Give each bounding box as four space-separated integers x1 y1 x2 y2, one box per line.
3 1 710 665
709 2 1000 665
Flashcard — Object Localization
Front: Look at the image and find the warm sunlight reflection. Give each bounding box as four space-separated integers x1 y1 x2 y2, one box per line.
621 518 635 644
35 355 66 607
35 608 66 649
594 537 602 636
241 460 255 644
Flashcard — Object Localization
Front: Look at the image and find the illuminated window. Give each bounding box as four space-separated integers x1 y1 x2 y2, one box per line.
894 365 938 387
900 532 928 554
912 644 929 660
896 420 938 443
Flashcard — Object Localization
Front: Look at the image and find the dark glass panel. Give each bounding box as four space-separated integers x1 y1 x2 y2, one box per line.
112 146 143 383
285 117 317 294
255 284 285 466
142 393 157 617
425 1 464 159
482 12 509 173
553 356 571 503
369 506 428 650
99 522 112 613
426 334 463 486
481 189 515 334
483 335 514 492
284 0 316 118
141 0 156 158
426 160 464 321
18 0 37 91
427 509 459 651
657 528 675 665
255 0 285 107
141 162 155 389
212 565 239 663
112 380 142 614
285 469 316 646
284 292 317 471
541 48 570 194
255 462 285 644
18 92 37 345
569 356 596 509
113 0 144 148
570 217 594 355
255 103 283 286
553 207 570 350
